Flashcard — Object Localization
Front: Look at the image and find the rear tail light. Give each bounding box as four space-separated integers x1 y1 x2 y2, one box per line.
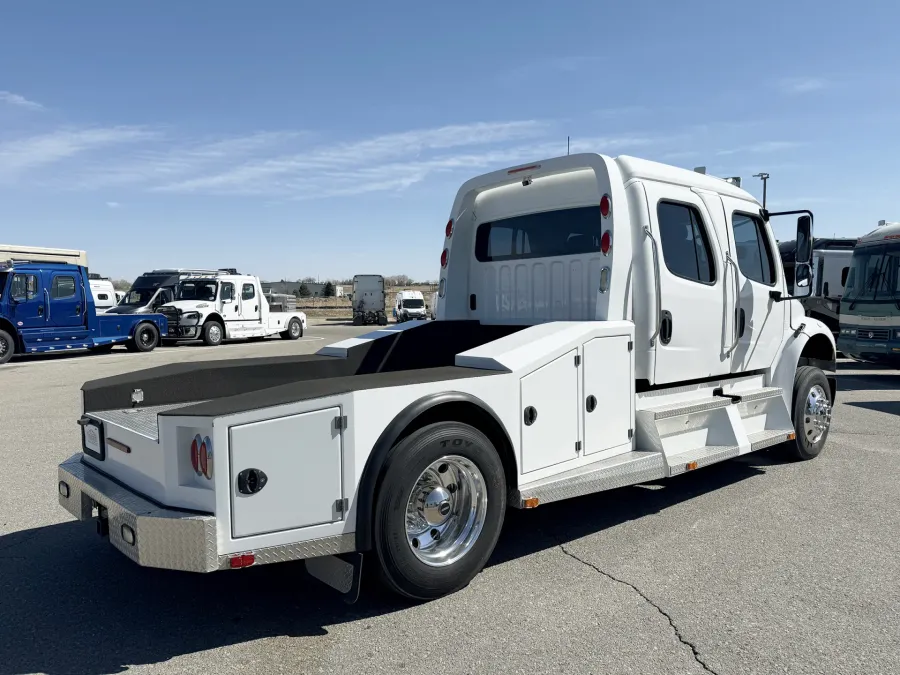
600 194 612 218
230 553 255 569
441 249 449 268
601 230 612 255
199 436 213 480
445 219 453 238
190 434 202 475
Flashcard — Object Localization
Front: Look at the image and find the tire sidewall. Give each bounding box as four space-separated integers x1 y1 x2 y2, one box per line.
289 318 302 339
0 329 14 364
791 366 832 460
374 422 507 600
203 321 223 346
134 323 159 352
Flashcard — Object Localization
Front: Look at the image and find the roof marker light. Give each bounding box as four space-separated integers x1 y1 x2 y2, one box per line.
508 164 541 175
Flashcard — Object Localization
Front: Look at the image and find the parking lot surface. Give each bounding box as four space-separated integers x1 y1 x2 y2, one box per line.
1 329 898 675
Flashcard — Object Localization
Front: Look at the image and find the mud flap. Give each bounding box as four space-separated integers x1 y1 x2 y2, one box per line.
305 552 363 604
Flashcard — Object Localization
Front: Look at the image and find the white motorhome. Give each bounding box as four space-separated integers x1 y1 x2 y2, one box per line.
158 272 308 345
57 152 835 604
394 289 427 322
89 277 118 313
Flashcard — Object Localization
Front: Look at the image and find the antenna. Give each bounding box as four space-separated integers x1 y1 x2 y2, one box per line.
753 172 770 208
567 136 570 156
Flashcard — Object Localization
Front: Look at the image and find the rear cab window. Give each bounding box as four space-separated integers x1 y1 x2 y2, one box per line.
474 205 602 261
657 201 716 284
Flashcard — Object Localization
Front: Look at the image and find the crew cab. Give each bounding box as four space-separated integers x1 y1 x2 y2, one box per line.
57 153 835 603
159 272 308 346
0 260 167 364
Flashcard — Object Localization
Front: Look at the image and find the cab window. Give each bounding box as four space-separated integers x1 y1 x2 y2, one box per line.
241 283 255 300
475 205 601 262
51 275 76 299
732 212 777 286
11 274 39 300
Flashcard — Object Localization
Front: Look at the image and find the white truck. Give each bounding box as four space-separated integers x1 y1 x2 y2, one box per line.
394 289 428 322
158 272 308 346
88 276 118 313
57 152 836 604
350 274 388 325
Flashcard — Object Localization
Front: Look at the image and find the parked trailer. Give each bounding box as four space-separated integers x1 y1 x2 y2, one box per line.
57 153 835 603
350 274 388 325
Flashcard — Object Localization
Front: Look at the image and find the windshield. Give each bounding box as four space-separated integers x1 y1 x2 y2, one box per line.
177 280 218 301
843 244 900 306
0 272 7 299
121 288 157 306
402 298 425 309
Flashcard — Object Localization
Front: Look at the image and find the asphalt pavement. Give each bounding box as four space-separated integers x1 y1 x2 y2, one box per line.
1 325 898 675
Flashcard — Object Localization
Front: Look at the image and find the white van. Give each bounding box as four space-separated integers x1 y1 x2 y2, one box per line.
394 289 427 322
89 278 118 313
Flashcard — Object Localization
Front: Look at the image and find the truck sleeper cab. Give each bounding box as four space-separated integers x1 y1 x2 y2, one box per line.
57 153 836 602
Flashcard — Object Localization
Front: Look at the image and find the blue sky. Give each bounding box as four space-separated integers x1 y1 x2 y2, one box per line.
1 0 898 282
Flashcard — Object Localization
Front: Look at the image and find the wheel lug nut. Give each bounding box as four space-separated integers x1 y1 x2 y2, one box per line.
447 484 456 493
431 528 440 540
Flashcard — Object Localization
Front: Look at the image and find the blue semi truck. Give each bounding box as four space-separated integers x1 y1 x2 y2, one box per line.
0 259 168 365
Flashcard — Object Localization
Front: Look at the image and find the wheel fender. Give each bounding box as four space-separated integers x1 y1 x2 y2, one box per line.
771 318 837 410
129 319 154 338
353 391 515 552
0 318 20 353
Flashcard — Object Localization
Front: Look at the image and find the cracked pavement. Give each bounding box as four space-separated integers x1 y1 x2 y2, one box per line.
1 331 898 675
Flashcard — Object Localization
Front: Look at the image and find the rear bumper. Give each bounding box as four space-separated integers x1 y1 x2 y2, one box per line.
58 455 219 572
57 454 357 572
837 336 900 364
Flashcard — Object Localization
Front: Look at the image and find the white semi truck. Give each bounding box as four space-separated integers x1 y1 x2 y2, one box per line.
350 274 388 325
57 153 836 603
158 272 308 346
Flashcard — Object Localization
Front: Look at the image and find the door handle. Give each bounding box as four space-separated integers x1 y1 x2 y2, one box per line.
738 308 746 338
660 310 673 345
75 304 81 314
254 305 258 312
37 305 43 316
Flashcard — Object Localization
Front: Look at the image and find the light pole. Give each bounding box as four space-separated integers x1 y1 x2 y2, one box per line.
753 172 769 208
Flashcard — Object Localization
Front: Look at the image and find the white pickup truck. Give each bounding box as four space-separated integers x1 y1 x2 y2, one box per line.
158 273 308 346
57 152 836 603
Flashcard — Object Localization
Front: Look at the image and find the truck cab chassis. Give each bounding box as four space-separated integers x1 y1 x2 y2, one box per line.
57 152 836 601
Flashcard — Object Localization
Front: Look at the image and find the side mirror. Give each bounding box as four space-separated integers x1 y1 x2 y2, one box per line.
794 263 812 297
795 215 813 265
841 267 849 287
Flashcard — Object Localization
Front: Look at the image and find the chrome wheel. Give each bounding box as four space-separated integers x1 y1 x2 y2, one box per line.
405 455 488 567
208 324 222 342
0 335 8 358
803 384 831 444
290 321 300 337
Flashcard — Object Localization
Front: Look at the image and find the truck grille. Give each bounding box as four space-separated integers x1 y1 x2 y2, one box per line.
857 328 890 341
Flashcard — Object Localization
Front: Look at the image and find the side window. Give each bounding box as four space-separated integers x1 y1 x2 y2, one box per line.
51 275 76 300
97 293 109 301
220 283 234 302
732 213 776 286
241 283 255 300
657 201 716 284
11 274 39 300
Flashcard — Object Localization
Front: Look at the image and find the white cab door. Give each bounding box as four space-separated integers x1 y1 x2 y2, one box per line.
645 182 730 384
720 196 786 373
239 281 263 334
218 281 241 336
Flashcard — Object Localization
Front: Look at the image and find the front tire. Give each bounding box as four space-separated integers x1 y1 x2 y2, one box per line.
202 321 224 347
373 421 507 601
786 365 833 461
0 329 15 365
128 323 159 353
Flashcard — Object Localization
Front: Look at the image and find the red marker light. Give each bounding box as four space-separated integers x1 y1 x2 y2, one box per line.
441 248 449 268
445 219 453 238
199 439 208 477
229 553 255 569
190 435 201 475
600 194 612 218
601 231 612 255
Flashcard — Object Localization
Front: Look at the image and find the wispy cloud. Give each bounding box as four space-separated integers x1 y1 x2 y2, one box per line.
0 91 44 111
105 201 120 209
777 77 828 94
0 126 158 182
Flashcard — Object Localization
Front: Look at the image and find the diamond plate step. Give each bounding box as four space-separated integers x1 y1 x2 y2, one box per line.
90 403 204 441
666 445 740 477
513 451 666 507
639 397 731 421
748 428 795 451
722 386 783 403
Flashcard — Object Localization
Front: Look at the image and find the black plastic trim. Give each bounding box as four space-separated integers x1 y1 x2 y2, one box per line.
353 391 513 552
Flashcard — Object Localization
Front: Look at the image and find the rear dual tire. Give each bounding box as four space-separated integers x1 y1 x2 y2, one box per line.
373 422 506 601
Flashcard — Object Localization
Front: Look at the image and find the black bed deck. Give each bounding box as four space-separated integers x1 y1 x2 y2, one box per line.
82 321 526 415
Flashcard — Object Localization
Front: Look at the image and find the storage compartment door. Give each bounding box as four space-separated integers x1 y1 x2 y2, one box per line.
583 336 633 457
230 407 343 538
520 349 579 473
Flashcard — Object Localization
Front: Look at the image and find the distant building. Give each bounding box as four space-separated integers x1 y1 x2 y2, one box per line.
261 281 345 298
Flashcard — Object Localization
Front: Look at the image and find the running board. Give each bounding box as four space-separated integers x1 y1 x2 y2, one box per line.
748 429 795 451
512 451 666 508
